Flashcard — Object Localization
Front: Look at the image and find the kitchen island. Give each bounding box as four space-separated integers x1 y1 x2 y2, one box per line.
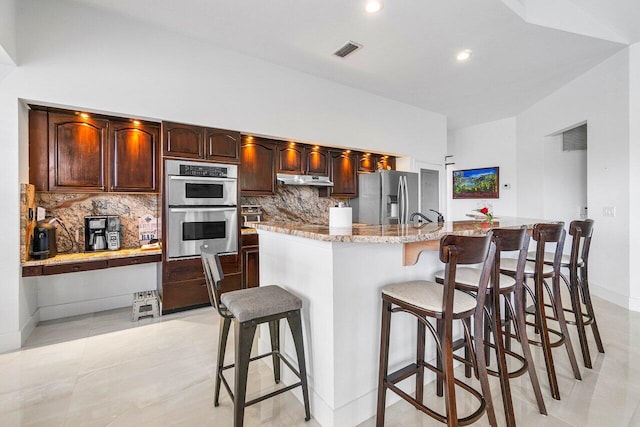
253 218 540 427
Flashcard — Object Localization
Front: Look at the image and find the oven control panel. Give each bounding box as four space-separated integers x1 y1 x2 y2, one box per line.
179 164 228 178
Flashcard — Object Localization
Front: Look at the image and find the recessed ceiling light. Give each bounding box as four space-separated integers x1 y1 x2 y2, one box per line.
365 1 383 13
456 49 472 61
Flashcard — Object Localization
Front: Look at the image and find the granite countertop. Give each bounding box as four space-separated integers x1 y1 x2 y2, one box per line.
253 217 544 244
23 247 162 267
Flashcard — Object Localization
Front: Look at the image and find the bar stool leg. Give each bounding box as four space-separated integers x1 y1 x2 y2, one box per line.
567 271 592 368
376 300 392 427
552 274 582 380
464 317 473 378
581 267 605 354
269 320 281 383
234 320 258 427
442 317 458 427
416 317 426 404
514 284 546 415
215 316 232 407
436 319 444 397
535 274 561 400
473 311 497 427
492 290 516 426
287 310 311 421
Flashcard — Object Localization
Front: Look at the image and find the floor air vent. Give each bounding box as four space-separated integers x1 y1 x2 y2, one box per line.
334 41 362 58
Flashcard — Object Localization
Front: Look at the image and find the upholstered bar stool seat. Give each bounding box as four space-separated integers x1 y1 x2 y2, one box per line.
382 280 477 314
434 268 516 290
221 285 302 322
500 258 554 275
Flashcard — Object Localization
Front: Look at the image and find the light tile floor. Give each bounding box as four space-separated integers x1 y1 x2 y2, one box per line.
1 295 639 426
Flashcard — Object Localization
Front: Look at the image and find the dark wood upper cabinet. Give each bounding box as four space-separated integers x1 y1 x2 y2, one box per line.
277 143 305 174
205 128 240 163
48 112 108 192
305 146 329 176
29 109 49 191
324 150 357 198
240 136 277 196
377 155 395 171
162 122 204 159
358 153 377 173
110 122 160 192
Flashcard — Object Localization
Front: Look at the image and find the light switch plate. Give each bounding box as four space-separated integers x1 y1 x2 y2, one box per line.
603 206 616 217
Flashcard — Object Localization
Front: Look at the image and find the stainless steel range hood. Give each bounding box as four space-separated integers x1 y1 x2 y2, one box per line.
277 174 334 187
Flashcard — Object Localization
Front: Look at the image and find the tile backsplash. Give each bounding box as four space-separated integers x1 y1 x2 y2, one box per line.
35 193 159 252
241 185 347 225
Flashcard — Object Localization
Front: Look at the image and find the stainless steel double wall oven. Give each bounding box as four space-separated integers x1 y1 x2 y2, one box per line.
166 159 238 259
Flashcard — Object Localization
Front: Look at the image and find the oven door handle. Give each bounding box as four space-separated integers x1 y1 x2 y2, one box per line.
169 207 237 213
169 176 237 182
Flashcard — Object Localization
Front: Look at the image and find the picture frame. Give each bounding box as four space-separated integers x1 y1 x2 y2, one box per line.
452 166 499 199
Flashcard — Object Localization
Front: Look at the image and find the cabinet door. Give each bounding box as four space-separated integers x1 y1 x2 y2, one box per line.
48 112 108 192
243 247 260 288
110 122 159 192
377 155 395 171
162 121 204 159
240 136 277 195
277 143 305 174
305 146 329 176
205 127 240 163
328 150 358 198
358 153 376 173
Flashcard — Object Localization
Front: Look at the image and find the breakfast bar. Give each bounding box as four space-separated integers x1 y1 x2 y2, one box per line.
253 218 539 427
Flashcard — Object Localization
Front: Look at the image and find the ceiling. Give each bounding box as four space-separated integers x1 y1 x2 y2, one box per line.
73 0 633 129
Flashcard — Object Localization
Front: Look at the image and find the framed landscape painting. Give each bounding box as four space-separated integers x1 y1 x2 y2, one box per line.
452 167 499 199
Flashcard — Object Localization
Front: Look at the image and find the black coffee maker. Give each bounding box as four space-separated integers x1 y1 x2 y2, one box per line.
31 220 57 260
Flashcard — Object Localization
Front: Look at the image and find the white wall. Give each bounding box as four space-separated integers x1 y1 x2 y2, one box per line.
629 43 640 309
0 0 446 351
516 49 630 308
0 0 17 65
447 117 517 220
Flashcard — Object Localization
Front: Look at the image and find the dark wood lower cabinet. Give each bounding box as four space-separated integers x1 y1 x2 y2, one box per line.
161 234 260 313
242 234 259 288
161 253 243 313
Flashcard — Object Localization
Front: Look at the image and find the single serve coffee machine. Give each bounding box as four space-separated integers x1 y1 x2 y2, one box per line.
85 215 122 251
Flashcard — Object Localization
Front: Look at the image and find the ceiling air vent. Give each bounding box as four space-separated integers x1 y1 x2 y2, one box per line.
562 124 587 151
334 41 362 58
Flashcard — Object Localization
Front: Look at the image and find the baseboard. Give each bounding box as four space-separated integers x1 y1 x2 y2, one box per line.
20 308 40 346
589 283 633 310
38 294 133 321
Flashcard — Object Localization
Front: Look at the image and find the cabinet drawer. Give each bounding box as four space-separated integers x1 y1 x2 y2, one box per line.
242 233 259 247
108 254 161 268
42 260 108 275
22 265 43 277
162 278 211 311
164 254 239 282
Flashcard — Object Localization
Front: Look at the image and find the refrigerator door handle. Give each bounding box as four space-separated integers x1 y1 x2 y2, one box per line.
399 176 406 224
403 176 409 224
396 178 402 222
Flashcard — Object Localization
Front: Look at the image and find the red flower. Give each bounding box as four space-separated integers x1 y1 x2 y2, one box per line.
480 207 489 214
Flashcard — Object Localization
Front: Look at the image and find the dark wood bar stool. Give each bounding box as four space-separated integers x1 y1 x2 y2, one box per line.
526 219 604 368
200 245 311 427
501 222 582 400
434 226 547 426
376 234 497 427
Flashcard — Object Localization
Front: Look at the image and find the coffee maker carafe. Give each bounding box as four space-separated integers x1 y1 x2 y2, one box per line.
85 215 121 252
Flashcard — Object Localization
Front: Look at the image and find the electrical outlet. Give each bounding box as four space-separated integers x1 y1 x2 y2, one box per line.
603 206 616 217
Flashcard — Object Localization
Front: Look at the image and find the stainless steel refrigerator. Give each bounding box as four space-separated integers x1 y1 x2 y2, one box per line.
354 170 418 225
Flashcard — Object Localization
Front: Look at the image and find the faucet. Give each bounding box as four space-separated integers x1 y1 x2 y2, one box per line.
429 209 445 223
410 212 433 223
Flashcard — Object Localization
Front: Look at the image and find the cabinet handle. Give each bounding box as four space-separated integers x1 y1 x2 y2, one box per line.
131 259 140 264
72 265 80 271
